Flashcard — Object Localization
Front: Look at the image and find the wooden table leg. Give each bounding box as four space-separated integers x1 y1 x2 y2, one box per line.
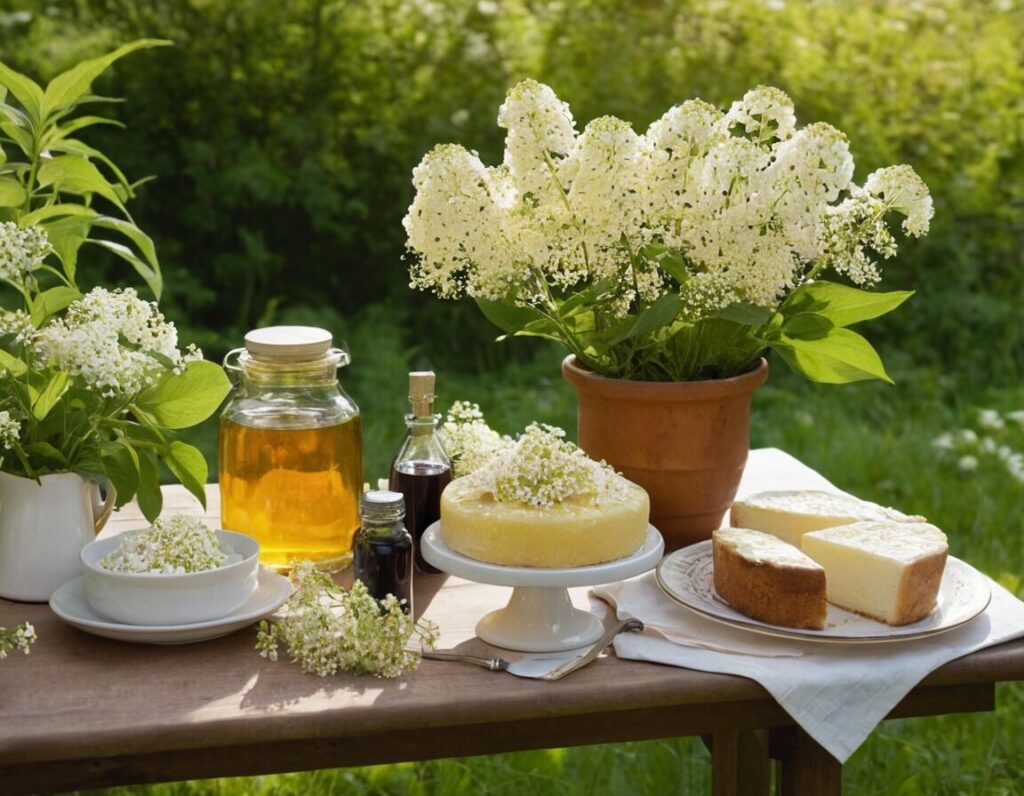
770 726 842 796
708 729 771 796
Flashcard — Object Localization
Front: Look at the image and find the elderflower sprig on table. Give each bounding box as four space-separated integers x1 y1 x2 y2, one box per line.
0 622 36 659
405 81 931 383
100 515 227 574
256 563 439 678
442 403 626 508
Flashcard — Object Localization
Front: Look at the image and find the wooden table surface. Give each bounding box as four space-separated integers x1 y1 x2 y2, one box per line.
1 449 1022 795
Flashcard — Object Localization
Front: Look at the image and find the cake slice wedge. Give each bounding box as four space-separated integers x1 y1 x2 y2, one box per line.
712 528 827 630
801 521 948 626
731 489 923 548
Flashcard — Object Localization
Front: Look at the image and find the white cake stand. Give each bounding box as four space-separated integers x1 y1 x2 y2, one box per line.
421 522 664 652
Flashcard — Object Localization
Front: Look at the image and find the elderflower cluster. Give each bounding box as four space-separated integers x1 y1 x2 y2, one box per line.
0 222 49 283
0 410 22 449
36 287 201 398
0 622 36 659
405 82 932 318
0 309 34 345
255 562 440 679
100 515 227 574
440 401 511 477
933 409 1024 485
447 405 627 508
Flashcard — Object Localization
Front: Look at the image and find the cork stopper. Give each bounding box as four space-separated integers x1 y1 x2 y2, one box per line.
408 371 435 417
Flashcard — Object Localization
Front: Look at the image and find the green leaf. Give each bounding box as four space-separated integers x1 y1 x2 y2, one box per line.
0 177 26 207
780 312 834 340
136 450 162 523
41 39 172 119
32 371 71 420
89 238 162 298
773 326 893 384
45 138 132 191
653 251 691 285
781 281 914 328
0 115 33 155
556 278 617 317
92 216 160 283
21 203 97 226
162 441 208 509
0 62 44 124
474 297 544 335
41 216 90 281
24 441 68 469
101 441 139 510
41 115 124 148
607 293 683 346
715 302 774 327
0 349 27 375
134 360 231 429
37 155 124 209
30 286 82 326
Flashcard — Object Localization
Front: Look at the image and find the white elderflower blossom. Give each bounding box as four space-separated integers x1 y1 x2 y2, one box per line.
865 165 934 237
100 515 227 574
440 401 510 477
0 309 35 345
0 222 50 283
0 622 36 659
256 563 439 678
36 287 201 398
0 410 21 449
405 81 932 325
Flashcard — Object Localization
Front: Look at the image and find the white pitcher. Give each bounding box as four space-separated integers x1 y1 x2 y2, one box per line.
0 471 115 602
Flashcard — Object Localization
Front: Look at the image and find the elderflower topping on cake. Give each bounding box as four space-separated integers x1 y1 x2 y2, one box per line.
439 407 649 567
100 515 227 574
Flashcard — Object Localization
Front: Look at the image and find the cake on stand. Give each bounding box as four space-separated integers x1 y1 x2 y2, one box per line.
421 522 664 652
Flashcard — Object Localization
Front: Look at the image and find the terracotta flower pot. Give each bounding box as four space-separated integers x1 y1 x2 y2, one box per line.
562 356 769 550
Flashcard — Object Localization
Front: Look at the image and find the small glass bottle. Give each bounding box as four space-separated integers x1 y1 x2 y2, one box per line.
219 326 363 573
389 372 452 573
354 490 414 615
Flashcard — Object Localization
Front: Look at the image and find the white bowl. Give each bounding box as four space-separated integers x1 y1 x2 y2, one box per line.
80 530 260 626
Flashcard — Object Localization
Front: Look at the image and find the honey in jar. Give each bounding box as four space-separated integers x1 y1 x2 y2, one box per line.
219 326 363 572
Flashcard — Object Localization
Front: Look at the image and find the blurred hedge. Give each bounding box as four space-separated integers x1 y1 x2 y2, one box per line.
2 0 1022 379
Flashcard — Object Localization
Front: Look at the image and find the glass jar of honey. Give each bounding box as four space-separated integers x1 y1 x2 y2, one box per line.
219 326 363 572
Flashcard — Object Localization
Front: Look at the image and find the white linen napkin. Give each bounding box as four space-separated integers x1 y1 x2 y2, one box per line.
591 572 1024 763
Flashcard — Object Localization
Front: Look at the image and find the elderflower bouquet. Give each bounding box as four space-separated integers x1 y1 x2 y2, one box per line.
0 43 230 519
405 81 932 383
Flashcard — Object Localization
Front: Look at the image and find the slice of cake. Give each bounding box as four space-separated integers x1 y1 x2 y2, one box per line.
712 528 827 630
731 490 923 548
801 521 948 626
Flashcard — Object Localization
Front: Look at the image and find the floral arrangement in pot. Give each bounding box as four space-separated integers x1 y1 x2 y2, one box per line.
404 80 932 547
0 42 231 601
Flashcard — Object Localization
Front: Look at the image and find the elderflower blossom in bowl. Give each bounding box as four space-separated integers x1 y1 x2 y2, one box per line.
438 407 650 568
81 516 259 626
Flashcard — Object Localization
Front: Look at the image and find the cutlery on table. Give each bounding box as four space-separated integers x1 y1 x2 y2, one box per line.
422 617 644 680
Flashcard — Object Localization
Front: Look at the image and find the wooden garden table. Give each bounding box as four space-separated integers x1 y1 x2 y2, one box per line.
1 449 1022 796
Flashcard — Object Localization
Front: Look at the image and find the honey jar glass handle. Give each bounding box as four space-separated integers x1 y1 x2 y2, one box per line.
329 345 351 369
223 347 246 374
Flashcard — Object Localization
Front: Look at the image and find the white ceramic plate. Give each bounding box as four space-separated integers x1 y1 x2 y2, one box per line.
656 540 991 644
50 568 293 645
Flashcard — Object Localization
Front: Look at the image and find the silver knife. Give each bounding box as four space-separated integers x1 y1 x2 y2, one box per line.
422 617 644 680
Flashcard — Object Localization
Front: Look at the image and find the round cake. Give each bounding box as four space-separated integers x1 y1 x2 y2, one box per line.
440 474 650 568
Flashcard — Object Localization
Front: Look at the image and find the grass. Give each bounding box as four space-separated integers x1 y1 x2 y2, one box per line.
112 305 1024 796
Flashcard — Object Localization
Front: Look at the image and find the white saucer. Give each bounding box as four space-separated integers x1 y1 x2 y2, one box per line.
50 568 293 645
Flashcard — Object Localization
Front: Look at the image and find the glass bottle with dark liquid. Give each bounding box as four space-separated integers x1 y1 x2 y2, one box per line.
354 490 413 615
389 371 452 573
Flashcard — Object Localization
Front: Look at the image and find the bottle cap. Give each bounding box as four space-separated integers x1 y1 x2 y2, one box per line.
360 490 406 521
409 371 435 416
245 326 332 359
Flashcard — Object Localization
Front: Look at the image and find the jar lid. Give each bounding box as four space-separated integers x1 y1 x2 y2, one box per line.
360 490 406 521
244 326 332 359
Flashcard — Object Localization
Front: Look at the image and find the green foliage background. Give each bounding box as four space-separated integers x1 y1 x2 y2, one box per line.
2 1 1023 794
